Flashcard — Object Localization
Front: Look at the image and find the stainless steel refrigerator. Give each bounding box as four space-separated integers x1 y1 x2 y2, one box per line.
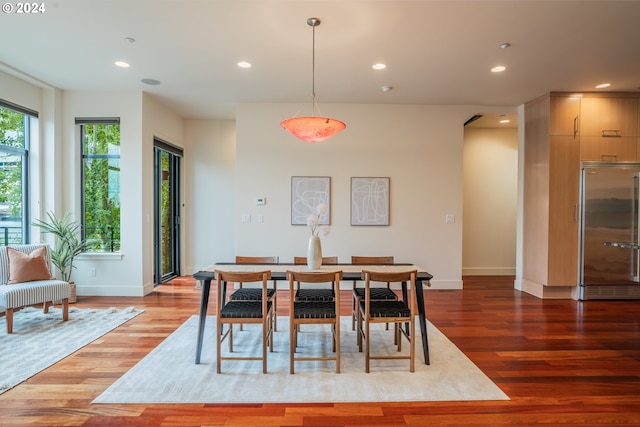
579 161 640 299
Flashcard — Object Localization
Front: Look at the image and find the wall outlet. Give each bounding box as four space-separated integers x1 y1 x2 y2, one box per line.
445 214 455 224
91 268 97 277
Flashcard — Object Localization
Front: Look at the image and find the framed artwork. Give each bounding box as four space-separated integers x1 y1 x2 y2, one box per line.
351 177 390 226
291 176 331 225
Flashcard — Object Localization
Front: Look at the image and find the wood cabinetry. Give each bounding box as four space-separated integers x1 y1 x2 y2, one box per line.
580 96 638 137
580 136 636 161
523 94 580 292
523 92 640 298
579 95 639 161
549 95 581 136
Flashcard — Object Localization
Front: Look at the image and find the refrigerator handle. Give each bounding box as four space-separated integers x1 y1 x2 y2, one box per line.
634 175 640 282
635 175 639 245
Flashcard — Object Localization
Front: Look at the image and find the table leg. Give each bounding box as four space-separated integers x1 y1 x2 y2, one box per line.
416 278 430 365
195 278 211 364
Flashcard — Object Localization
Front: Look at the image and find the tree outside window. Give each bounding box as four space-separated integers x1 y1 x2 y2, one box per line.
0 105 28 245
81 121 121 252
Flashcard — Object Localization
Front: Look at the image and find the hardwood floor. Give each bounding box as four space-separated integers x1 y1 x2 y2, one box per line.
1 275 639 426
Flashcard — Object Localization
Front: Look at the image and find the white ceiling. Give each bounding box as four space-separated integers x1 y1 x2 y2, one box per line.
1 1 639 121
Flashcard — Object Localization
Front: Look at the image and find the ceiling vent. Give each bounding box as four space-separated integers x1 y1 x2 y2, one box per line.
464 114 483 127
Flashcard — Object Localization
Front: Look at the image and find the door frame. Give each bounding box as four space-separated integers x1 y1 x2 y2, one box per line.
153 138 183 285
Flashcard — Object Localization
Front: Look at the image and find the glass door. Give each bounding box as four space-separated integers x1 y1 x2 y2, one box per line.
153 140 182 284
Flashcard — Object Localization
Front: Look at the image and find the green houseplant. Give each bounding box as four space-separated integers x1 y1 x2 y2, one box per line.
32 211 88 283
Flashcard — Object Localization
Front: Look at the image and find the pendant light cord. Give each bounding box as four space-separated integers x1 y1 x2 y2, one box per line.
311 20 317 116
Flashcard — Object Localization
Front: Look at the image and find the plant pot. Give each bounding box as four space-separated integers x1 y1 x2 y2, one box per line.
69 281 77 304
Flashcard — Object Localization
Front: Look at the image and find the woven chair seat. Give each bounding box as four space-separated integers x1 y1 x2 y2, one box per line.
295 288 335 302
353 287 397 300
292 301 336 319
229 288 276 301
220 301 272 318
360 300 411 318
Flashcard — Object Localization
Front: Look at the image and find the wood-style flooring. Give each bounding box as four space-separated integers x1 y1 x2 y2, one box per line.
1 276 639 426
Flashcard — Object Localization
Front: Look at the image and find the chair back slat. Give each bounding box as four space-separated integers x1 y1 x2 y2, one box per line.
287 270 343 283
216 270 271 283
294 256 338 265
236 256 279 264
361 269 415 283
351 256 394 265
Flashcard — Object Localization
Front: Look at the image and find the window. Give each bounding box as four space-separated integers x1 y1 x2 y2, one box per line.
0 101 34 245
78 118 121 252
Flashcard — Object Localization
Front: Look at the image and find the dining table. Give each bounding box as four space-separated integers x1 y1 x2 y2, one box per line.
192 263 434 365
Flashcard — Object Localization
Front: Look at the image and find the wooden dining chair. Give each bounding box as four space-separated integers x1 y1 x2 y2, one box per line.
350 256 397 330
287 270 342 374
293 256 338 302
230 256 279 330
215 269 274 374
357 269 417 373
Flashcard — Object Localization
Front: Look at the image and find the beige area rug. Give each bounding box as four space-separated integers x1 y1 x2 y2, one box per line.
0 306 144 395
94 315 509 404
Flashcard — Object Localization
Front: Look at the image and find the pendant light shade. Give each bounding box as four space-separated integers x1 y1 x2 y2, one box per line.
281 18 346 143
281 116 346 143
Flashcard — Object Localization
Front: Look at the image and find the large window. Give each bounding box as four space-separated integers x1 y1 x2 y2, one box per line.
79 118 121 252
0 101 34 245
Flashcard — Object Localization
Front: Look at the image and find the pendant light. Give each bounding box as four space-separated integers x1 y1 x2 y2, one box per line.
281 17 346 143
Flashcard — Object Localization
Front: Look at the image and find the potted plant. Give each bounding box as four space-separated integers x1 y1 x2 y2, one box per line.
33 211 88 302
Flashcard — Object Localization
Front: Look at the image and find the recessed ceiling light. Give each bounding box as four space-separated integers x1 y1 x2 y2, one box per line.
124 37 136 44
499 42 511 49
500 119 511 124
491 65 506 73
372 63 386 70
115 61 130 68
595 83 611 89
141 78 161 85
237 61 251 68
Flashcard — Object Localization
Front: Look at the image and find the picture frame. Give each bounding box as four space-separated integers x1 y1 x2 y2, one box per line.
351 177 390 226
291 176 331 225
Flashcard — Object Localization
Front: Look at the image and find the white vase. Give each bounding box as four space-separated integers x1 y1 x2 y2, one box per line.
307 235 322 270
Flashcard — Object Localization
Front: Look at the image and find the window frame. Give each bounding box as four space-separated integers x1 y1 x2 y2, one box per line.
0 100 35 244
78 117 121 253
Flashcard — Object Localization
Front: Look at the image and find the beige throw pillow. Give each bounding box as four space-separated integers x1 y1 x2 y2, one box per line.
6 246 54 284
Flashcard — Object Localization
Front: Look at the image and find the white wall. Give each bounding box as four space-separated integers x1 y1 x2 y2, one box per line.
184 119 236 272
462 127 518 275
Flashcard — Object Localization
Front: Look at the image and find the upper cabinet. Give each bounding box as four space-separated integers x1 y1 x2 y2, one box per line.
579 95 639 162
549 95 581 137
580 96 638 137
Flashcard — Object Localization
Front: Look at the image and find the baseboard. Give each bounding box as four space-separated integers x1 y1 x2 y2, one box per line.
520 279 575 299
76 283 152 297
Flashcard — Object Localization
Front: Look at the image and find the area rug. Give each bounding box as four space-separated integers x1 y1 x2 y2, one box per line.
94 315 509 404
0 306 143 395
